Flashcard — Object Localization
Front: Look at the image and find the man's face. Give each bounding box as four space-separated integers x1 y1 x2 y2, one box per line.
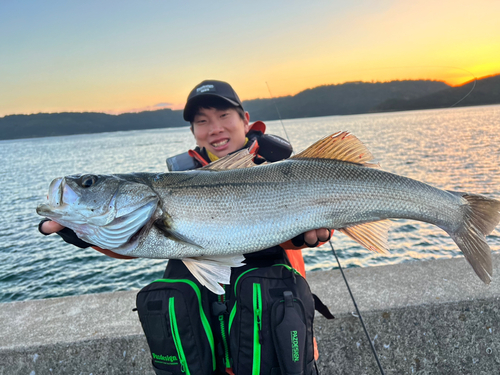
192 107 250 159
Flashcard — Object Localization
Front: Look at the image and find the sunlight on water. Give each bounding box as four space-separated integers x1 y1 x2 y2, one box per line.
1 105 499 302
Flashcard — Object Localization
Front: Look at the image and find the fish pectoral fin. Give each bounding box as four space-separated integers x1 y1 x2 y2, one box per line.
153 219 204 250
182 255 246 294
339 220 391 253
202 148 258 170
291 131 380 167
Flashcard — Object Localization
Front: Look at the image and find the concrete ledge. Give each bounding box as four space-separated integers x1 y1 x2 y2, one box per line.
308 254 500 374
1 254 499 374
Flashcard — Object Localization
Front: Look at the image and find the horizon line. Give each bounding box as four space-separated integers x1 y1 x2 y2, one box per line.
2 74 497 119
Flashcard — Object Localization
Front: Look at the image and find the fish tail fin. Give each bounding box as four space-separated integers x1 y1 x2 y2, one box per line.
448 193 500 284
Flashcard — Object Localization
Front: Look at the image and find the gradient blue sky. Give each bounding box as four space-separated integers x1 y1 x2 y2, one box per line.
1 0 499 117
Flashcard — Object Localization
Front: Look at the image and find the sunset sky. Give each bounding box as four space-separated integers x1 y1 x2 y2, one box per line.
1 0 499 117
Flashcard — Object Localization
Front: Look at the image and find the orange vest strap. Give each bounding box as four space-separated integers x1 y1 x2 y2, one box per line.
247 139 260 155
188 149 209 166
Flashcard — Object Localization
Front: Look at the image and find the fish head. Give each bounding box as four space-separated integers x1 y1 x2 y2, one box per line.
36 174 160 249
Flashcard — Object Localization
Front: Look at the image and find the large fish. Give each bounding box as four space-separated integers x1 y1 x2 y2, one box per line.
37 132 500 293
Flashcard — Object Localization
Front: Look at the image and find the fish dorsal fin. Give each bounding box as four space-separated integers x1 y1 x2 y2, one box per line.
202 148 259 170
291 131 379 167
339 220 391 253
182 255 246 294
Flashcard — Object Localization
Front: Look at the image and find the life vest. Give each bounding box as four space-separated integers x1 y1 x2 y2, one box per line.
187 121 292 168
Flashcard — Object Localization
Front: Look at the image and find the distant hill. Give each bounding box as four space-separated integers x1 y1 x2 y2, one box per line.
373 74 500 112
1 76 498 140
243 80 449 120
0 108 185 140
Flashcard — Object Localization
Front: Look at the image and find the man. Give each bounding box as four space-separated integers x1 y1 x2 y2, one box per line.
168 80 330 375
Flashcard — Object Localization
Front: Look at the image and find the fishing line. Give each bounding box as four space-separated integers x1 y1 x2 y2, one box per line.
265 81 386 374
330 242 386 375
449 68 477 108
265 82 292 148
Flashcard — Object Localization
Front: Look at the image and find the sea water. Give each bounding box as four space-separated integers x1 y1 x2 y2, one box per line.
1 105 499 303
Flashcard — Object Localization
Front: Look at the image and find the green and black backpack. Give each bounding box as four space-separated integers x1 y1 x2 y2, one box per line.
136 250 333 375
225 259 318 375
136 260 219 375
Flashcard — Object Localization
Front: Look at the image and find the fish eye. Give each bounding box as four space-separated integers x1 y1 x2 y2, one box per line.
80 175 97 188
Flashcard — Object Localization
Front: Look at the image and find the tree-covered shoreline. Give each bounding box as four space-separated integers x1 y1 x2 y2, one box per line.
2 75 498 141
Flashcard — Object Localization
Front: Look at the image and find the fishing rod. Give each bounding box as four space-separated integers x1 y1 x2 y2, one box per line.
265 81 386 375
329 242 386 375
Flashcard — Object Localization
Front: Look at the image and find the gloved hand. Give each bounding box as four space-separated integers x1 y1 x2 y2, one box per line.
291 229 332 247
39 218 92 248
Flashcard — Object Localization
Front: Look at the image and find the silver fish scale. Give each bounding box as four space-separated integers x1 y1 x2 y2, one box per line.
128 158 465 258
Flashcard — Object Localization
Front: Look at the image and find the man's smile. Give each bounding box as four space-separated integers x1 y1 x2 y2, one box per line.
211 139 229 148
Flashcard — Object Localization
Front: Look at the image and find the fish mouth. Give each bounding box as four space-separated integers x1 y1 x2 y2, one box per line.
36 178 63 217
36 177 88 222
37 177 78 212
48 177 63 207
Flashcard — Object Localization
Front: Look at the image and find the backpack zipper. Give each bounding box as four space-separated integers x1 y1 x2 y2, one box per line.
218 290 231 369
252 283 262 375
169 297 189 374
228 267 258 335
154 279 216 371
229 265 298 335
274 263 301 275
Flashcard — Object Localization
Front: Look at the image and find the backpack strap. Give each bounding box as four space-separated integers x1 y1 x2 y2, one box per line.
313 294 335 320
284 249 306 277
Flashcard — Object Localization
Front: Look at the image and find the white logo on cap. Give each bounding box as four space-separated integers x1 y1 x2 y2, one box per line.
196 84 215 93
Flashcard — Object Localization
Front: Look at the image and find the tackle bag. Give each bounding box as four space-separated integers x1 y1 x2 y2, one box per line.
226 262 319 375
135 260 218 375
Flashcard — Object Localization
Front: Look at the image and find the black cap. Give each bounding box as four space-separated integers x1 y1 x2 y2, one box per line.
183 80 244 122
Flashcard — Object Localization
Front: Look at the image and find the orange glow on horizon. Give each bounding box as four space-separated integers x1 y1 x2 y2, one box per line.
2 68 498 117
104 69 498 115
239 69 498 103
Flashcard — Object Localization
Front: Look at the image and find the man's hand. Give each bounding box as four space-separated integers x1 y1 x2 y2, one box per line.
40 220 65 234
304 228 331 247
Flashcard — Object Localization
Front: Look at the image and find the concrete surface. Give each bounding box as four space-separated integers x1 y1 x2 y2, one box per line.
308 254 500 374
1 254 499 374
